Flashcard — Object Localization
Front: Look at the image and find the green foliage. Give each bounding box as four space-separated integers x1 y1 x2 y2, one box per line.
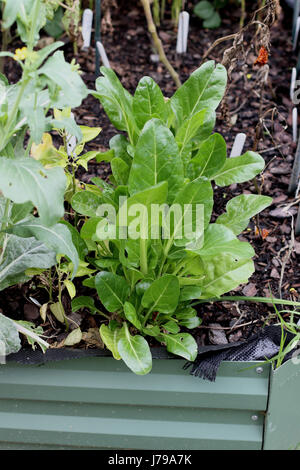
77 62 273 374
194 0 241 29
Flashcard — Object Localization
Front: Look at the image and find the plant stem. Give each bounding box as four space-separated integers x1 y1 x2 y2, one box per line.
140 0 181 88
1 198 11 232
240 0 246 29
140 239 148 275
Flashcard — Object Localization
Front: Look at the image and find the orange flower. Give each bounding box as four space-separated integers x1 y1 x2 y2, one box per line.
254 46 269 66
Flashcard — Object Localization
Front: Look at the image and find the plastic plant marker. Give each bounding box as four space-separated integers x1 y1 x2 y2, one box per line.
289 136 300 194
293 0 300 40
82 9 93 50
290 67 297 102
230 133 246 158
293 107 298 143
176 11 190 54
66 112 77 158
294 17 300 51
95 0 101 77
96 41 111 68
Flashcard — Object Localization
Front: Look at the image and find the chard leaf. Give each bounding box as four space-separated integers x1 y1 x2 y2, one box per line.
170 177 213 247
162 332 198 361
71 296 98 315
216 194 273 235
188 133 227 180
195 224 255 260
0 235 56 291
95 271 130 312
163 320 180 334
133 76 168 129
99 323 122 360
128 119 184 203
117 325 152 375
142 274 180 314
109 134 132 166
93 67 137 144
111 157 130 185
0 313 21 355
124 301 142 330
170 61 227 129
214 151 265 186
199 254 255 298
0 158 66 227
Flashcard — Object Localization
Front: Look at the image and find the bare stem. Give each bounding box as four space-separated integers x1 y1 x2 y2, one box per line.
140 0 181 88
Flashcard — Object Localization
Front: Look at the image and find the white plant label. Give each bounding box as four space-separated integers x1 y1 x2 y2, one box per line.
96 41 111 68
291 67 297 102
230 133 246 158
176 11 189 54
293 107 298 143
82 9 93 50
293 16 300 51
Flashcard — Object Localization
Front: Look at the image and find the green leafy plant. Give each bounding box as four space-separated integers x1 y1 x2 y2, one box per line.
193 0 241 29
0 0 89 346
63 62 273 375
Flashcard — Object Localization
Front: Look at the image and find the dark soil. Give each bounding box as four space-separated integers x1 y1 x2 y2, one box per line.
0 1 300 350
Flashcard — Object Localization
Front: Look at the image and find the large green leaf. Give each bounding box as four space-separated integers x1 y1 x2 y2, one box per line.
109 134 132 166
117 325 152 375
0 313 21 355
175 109 207 166
142 274 180 314
214 151 265 187
196 224 255 259
199 254 255 298
99 323 122 360
0 158 66 227
171 177 213 247
9 219 79 276
0 235 56 291
216 194 272 235
128 119 184 203
95 271 130 312
71 191 102 217
38 51 88 108
124 301 142 330
111 157 130 185
170 61 227 129
133 76 168 129
187 133 227 180
162 332 198 361
93 67 137 144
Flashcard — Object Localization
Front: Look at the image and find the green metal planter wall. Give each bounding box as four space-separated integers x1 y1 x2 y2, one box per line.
0 356 298 450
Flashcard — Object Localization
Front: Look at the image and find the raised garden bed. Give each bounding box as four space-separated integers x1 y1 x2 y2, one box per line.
0 0 300 452
0 354 299 450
